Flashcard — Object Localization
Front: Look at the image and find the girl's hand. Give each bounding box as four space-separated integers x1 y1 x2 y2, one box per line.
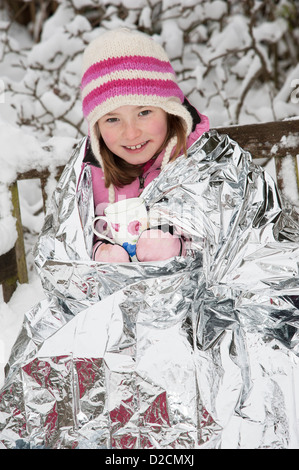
136 229 184 262
93 241 130 263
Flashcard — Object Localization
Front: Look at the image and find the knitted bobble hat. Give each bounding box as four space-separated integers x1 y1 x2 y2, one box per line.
81 28 193 203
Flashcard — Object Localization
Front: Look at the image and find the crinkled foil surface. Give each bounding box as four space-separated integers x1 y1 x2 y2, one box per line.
1 131 299 449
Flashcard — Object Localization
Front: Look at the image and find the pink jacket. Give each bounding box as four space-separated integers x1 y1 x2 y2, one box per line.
82 102 209 216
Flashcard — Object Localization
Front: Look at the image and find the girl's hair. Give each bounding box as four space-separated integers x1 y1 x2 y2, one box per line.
99 114 187 188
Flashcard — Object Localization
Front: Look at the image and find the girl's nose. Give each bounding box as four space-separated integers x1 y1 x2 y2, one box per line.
123 120 142 141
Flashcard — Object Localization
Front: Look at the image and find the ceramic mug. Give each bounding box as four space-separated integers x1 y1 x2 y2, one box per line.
93 197 149 257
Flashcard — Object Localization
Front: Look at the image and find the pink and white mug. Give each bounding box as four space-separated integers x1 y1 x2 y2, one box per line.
92 197 148 257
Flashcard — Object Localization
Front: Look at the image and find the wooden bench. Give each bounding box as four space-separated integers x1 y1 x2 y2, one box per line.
1 120 298 303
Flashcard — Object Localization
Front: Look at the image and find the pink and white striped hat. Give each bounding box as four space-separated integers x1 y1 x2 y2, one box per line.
81 28 193 190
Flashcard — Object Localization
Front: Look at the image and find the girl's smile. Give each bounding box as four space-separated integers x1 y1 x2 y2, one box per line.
123 140 148 151
97 105 168 166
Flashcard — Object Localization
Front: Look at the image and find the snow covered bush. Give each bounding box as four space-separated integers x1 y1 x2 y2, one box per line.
0 0 298 139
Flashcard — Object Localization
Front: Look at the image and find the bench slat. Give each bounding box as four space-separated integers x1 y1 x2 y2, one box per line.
216 120 299 159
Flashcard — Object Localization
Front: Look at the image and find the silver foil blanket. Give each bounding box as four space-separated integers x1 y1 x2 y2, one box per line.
1 131 299 449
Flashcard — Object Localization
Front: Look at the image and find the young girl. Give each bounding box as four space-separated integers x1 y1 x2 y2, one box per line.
3 28 299 451
81 28 209 262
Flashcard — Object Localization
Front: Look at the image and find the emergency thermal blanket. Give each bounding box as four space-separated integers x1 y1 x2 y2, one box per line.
1 130 299 449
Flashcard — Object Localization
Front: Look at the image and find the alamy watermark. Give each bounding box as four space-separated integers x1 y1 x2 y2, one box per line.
291 79 299 104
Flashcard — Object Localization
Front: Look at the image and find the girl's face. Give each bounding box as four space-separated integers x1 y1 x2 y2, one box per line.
97 105 168 165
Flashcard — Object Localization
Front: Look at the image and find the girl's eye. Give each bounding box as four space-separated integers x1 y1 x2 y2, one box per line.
139 109 151 117
106 117 119 123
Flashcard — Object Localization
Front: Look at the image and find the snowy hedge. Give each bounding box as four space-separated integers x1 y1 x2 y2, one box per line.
1 0 298 140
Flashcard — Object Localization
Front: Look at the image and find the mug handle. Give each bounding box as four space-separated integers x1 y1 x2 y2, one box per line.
93 216 115 244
